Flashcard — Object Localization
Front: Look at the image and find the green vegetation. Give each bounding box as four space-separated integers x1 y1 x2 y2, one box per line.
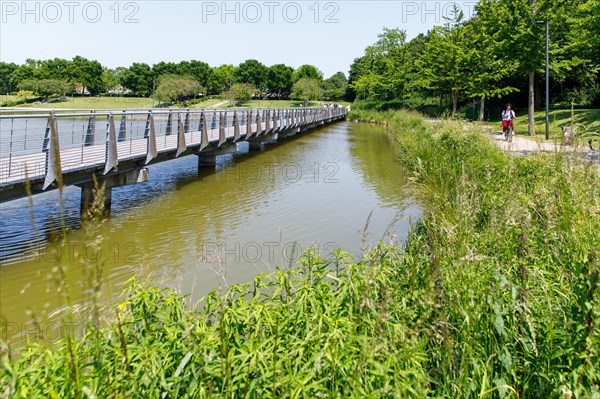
2 111 598 397
348 0 600 133
1 58 348 104
221 83 255 106
154 75 200 105
13 96 156 110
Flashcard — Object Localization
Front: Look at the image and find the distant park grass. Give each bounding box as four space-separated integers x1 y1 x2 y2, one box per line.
10 96 156 110
0 94 19 105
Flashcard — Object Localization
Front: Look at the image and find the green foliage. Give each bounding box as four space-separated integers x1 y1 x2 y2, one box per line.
223 83 255 106
347 109 600 396
120 63 154 97
267 64 294 94
323 72 348 101
209 64 235 94
3 111 598 397
154 75 199 104
235 59 268 88
291 78 321 105
292 64 323 82
17 79 70 98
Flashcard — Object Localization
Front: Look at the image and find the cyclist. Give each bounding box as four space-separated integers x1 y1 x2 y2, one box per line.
502 103 516 137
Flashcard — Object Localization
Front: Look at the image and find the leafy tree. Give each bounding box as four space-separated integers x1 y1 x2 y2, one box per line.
223 83 255 105
209 64 235 95
68 56 104 94
365 28 410 104
323 72 348 101
120 63 154 96
9 64 35 88
235 59 268 89
417 7 473 115
101 67 128 92
18 79 70 98
291 78 320 106
292 65 323 82
37 58 70 80
267 64 294 95
154 74 198 104
178 60 211 90
152 62 179 79
0 62 18 93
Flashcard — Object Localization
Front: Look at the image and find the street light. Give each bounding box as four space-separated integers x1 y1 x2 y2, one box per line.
536 20 549 140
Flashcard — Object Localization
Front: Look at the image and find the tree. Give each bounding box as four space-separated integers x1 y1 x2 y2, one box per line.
209 64 235 95
417 7 473 115
18 79 70 98
323 72 348 101
0 62 18 93
235 59 268 89
364 28 410 104
68 56 104 94
153 74 199 104
291 78 320 106
223 83 255 105
152 62 178 79
102 67 128 93
120 63 154 96
178 60 211 90
267 64 294 96
292 65 323 82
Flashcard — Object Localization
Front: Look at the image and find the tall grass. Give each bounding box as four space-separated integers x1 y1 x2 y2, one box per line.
1 110 598 397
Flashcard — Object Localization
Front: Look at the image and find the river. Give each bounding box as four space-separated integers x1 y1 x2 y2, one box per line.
0 121 420 343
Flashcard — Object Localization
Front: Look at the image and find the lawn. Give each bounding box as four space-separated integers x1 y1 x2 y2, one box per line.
0 94 19 105
9 96 156 110
482 108 600 141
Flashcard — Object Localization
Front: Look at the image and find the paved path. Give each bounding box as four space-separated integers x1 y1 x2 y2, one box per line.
490 132 599 162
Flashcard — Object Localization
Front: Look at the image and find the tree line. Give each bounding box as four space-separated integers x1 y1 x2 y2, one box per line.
0 57 349 104
348 0 599 133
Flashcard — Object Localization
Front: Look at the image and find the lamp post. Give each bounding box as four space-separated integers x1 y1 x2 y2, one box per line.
536 20 549 140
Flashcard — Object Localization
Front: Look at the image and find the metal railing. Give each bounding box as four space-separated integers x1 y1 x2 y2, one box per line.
0 106 347 189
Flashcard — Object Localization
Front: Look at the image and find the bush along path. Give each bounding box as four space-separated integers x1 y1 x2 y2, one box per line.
1 111 598 398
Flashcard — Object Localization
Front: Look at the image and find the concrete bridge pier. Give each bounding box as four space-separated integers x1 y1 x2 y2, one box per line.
248 132 277 150
197 144 237 176
79 168 149 219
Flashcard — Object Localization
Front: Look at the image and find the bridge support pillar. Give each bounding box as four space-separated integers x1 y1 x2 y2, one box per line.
79 168 149 219
248 132 277 150
276 131 288 141
197 144 237 176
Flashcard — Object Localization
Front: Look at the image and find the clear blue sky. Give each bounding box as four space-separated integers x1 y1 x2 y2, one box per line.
0 1 477 77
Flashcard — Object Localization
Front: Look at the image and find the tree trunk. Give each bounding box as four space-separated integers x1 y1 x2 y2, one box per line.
528 71 535 135
452 91 458 116
479 95 485 122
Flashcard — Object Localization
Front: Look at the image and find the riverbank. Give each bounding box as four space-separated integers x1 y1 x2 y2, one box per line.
1 111 598 397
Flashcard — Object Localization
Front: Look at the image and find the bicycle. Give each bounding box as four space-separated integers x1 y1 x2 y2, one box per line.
504 118 515 142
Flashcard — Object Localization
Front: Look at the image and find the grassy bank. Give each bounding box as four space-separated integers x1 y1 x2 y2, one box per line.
1 111 598 398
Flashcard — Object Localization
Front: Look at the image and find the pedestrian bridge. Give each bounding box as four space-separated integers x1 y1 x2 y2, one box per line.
0 106 347 212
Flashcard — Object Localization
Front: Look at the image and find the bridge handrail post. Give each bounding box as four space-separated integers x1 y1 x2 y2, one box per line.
218 111 226 146
200 111 209 150
104 113 119 175
176 112 187 156
145 111 158 164
85 110 96 147
42 112 62 190
233 110 241 142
